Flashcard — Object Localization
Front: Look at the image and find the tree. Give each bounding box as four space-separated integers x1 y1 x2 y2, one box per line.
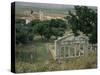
49 19 67 39
16 19 34 44
16 24 29 44
27 25 34 41
33 21 48 39
29 20 41 27
66 6 97 44
43 28 52 40
50 19 66 28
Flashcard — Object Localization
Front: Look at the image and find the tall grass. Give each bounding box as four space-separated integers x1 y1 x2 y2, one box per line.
15 38 97 73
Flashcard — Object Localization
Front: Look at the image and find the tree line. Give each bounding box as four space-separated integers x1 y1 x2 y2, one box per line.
16 19 67 44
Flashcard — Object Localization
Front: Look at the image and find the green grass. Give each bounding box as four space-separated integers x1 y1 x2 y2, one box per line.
15 37 97 73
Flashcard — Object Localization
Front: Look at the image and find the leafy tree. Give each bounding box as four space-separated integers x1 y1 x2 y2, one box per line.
16 24 29 44
43 28 52 40
42 20 52 40
51 28 64 39
50 19 66 28
66 6 97 44
16 19 34 44
29 20 41 27
27 26 34 41
49 19 67 39
33 21 47 39
32 20 52 40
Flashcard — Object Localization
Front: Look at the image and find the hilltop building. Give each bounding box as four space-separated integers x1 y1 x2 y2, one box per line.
16 10 66 24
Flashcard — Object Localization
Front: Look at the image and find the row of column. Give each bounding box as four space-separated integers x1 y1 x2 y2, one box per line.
58 43 85 58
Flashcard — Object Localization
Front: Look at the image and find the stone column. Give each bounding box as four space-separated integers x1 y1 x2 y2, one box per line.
74 46 77 57
64 46 65 58
68 45 70 57
85 40 88 56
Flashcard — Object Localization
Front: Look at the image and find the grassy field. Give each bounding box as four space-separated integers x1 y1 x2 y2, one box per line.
15 37 97 73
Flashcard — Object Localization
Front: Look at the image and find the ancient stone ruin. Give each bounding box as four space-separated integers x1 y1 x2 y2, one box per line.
48 34 97 60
